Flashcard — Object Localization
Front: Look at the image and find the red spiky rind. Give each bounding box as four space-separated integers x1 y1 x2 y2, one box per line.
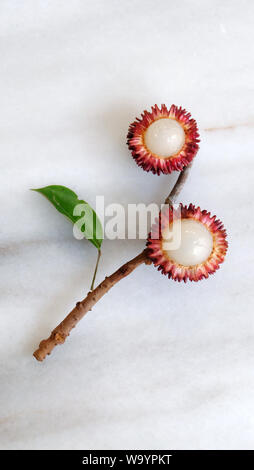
146 204 228 282
127 104 200 175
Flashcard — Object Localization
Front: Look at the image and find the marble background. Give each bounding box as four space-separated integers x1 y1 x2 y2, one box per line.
1 0 254 450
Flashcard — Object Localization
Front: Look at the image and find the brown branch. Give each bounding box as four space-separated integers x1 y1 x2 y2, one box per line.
33 166 192 362
164 163 192 205
33 250 151 361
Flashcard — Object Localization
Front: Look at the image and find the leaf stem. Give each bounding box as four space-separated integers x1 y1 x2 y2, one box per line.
90 249 101 291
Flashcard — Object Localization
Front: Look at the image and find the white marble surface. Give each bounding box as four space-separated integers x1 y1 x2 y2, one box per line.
1 0 254 450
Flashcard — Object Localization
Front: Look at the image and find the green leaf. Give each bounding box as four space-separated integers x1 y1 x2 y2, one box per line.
32 185 103 250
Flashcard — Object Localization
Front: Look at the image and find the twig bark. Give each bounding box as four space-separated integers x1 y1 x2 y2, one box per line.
164 162 192 205
33 166 192 361
33 250 151 361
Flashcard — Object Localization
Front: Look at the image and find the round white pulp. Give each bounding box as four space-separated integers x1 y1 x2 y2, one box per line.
144 118 185 157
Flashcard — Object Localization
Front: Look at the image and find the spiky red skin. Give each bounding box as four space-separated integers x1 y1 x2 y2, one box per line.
147 204 228 282
127 104 200 175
